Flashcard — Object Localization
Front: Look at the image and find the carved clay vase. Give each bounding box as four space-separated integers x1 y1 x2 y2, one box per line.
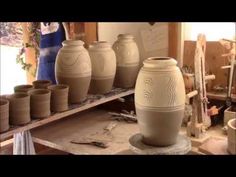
0 99 9 132
227 118 236 154
33 80 52 89
14 84 34 93
183 73 194 93
55 40 92 103
112 34 140 88
88 41 116 94
47 84 69 112
28 89 51 119
135 57 186 146
7 93 31 125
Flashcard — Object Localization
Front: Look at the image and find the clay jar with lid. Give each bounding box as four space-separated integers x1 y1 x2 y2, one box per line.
14 84 34 93
7 93 31 125
135 57 186 146
33 80 52 89
88 41 116 94
0 99 9 132
47 84 69 113
227 118 236 154
28 89 51 119
55 40 92 103
112 34 140 88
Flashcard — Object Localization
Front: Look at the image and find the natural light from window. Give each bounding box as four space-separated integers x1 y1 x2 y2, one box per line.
183 22 236 41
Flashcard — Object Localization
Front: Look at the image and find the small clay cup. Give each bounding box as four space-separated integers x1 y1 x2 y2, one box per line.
47 84 69 113
14 84 34 93
33 80 52 89
28 89 51 119
0 99 9 132
227 118 236 154
7 93 31 125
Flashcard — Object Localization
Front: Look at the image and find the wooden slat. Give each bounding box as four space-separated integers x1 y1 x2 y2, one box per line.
207 92 236 102
0 88 134 141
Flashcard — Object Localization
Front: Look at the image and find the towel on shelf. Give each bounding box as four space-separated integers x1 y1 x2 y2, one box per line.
13 130 35 155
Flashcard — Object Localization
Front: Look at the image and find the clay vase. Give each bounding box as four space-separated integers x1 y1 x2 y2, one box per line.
88 41 116 94
0 99 9 132
7 93 31 125
47 84 69 112
28 89 51 119
135 57 186 146
112 34 140 88
227 118 236 154
14 84 34 93
183 73 194 93
33 80 52 89
55 40 92 103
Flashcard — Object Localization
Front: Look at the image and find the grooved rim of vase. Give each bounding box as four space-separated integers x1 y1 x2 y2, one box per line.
62 40 84 46
143 57 177 68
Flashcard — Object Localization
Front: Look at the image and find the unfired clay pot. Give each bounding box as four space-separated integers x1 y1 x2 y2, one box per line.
33 80 52 89
112 34 140 88
88 41 116 94
183 73 194 93
227 118 236 154
135 57 186 146
14 84 34 93
55 40 92 103
0 99 9 132
7 93 31 125
47 84 69 112
28 89 51 119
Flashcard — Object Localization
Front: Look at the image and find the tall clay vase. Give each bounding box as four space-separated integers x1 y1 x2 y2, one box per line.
7 93 31 125
55 40 92 103
47 84 69 112
0 99 9 132
112 34 140 88
135 57 186 146
88 41 116 94
227 118 236 154
28 89 51 119
14 84 34 93
33 80 52 89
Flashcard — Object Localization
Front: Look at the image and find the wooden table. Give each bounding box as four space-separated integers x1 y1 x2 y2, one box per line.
31 108 227 155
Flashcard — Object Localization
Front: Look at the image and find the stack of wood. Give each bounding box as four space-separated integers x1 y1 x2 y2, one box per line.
109 110 137 123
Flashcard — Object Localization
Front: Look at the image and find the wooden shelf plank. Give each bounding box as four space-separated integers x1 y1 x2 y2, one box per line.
207 92 236 102
0 88 134 141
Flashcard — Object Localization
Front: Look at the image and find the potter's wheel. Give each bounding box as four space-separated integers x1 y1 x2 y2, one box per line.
129 134 191 155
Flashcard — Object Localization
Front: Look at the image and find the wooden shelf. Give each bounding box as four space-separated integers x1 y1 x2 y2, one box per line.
0 88 134 141
207 92 236 102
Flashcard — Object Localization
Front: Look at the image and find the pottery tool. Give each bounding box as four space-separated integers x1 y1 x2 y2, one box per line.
109 111 137 123
70 140 108 148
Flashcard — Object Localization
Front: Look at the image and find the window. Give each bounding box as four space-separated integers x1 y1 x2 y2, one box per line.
0 22 27 95
183 22 236 41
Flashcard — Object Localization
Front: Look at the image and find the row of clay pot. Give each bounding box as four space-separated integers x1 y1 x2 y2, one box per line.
0 83 69 133
55 34 140 103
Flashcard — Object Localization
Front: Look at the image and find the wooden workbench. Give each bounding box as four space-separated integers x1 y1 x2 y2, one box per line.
31 108 227 155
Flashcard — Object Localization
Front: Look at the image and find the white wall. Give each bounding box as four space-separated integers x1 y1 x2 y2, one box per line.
98 22 169 67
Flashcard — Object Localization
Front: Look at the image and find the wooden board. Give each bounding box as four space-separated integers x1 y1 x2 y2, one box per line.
32 109 139 155
0 88 134 141
31 108 227 155
198 137 229 155
207 92 236 102
183 41 235 91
